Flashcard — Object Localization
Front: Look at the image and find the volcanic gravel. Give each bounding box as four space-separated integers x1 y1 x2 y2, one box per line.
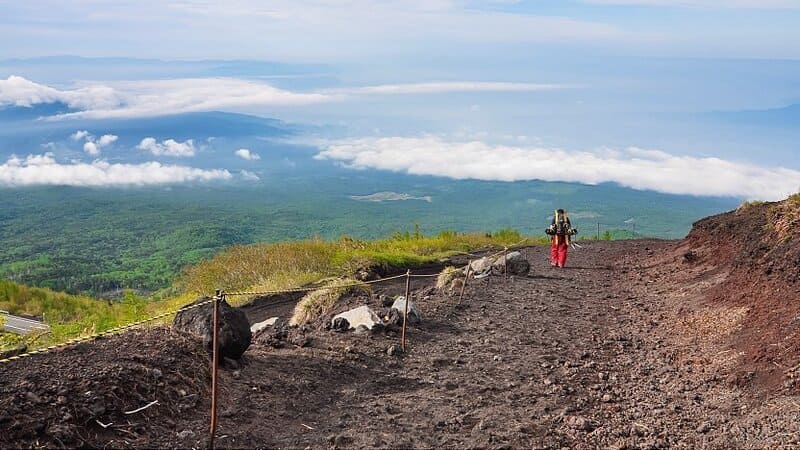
2 236 799 448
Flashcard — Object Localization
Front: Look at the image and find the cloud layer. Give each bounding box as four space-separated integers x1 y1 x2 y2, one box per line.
0 76 575 120
316 136 800 200
582 0 800 8
0 153 231 187
324 82 577 96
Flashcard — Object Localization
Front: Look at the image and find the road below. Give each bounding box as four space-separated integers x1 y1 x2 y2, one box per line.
1 312 50 335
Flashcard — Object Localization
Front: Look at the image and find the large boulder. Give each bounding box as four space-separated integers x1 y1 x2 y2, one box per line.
492 251 530 275
173 297 252 359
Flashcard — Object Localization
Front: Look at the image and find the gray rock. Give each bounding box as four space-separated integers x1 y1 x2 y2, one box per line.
469 257 494 275
331 316 350 332
331 305 381 330
250 317 279 334
173 297 252 359
391 296 421 324
492 251 530 275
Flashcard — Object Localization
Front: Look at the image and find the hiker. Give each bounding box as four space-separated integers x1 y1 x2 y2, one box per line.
545 209 578 268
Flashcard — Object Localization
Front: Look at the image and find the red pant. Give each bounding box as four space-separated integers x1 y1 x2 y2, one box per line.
550 237 568 267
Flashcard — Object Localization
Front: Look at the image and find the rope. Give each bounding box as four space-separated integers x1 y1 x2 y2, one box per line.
223 273 409 297
0 298 214 365
1 247 536 365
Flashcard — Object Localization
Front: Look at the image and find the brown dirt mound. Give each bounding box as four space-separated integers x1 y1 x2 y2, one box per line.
667 198 800 391
0 328 210 449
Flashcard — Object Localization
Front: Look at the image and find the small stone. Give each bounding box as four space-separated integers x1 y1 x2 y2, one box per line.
493 355 502 362
25 392 43 404
601 393 614 403
696 422 711 433
598 372 608 381
177 430 195 439
387 345 399 357
565 415 594 431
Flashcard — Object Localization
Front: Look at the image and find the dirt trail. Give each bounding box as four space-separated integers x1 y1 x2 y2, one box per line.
2 240 799 448
185 240 800 448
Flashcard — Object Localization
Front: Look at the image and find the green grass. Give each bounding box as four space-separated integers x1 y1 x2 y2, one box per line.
182 229 543 297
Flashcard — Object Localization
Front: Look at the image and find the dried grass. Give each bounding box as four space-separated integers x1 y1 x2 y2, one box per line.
289 278 370 326
435 266 465 290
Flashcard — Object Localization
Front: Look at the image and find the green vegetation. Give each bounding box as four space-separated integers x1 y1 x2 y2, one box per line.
1 228 540 352
183 229 541 296
0 182 739 296
0 280 160 351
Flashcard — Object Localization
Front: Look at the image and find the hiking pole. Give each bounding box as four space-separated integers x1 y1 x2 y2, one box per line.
401 270 411 352
210 289 221 449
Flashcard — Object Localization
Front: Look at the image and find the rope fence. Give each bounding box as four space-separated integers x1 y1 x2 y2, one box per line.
1 239 535 448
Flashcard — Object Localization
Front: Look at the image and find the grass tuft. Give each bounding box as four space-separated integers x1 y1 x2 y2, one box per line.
289 278 369 326
436 266 464 290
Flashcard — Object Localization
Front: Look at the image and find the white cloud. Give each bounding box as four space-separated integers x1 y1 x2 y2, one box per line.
83 141 100 156
234 148 260 160
71 130 117 155
581 0 800 8
0 75 121 110
316 136 800 201
0 153 231 187
71 130 90 141
97 134 118 146
324 82 578 95
138 137 196 157
240 170 260 181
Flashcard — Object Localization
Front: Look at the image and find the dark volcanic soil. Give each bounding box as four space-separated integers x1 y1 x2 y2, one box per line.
2 237 799 448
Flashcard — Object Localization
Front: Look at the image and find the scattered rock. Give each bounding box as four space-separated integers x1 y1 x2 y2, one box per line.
469 257 494 276
391 297 421 324
492 251 530 275
380 294 394 307
173 297 252 359
696 422 711 433
250 317 279 334
331 306 382 331
177 430 195 439
565 415 594 431
331 316 350 332
387 345 399 356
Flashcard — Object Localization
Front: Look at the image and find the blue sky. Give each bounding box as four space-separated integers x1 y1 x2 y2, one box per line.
0 0 799 199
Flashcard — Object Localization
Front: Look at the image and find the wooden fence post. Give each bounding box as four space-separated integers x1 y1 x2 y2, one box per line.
401 270 411 352
210 290 221 448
